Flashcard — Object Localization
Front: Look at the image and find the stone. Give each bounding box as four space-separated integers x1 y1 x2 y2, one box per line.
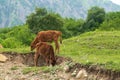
64 65 70 72
76 69 88 79
0 54 8 62
71 68 78 77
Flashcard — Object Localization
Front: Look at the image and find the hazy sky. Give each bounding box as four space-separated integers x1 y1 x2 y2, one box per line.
111 0 120 5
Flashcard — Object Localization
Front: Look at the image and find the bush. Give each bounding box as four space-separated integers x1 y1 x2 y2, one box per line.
0 25 35 48
2 37 22 48
99 18 120 31
81 6 105 32
62 18 84 38
26 8 63 34
14 25 35 46
99 12 120 31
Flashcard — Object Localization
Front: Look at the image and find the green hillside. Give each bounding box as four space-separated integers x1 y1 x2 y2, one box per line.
60 31 120 71
0 29 120 71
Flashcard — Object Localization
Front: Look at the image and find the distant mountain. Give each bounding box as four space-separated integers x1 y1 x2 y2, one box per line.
0 0 120 28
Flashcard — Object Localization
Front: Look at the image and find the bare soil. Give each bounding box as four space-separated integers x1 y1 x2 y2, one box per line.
0 52 120 80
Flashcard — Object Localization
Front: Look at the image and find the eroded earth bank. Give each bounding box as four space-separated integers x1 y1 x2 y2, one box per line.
0 52 120 80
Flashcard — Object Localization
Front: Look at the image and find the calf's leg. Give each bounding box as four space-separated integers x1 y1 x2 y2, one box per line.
54 40 59 54
34 53 39 66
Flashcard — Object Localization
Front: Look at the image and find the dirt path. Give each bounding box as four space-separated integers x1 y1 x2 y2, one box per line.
0 52 120 80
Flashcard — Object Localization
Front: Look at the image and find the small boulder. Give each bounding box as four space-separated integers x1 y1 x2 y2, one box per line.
0 54 8 62
76 69 88 79
71 68 78 77
64 65 70 72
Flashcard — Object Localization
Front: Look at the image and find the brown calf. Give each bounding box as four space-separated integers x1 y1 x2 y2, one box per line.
31 30 62 54
34 42 56 66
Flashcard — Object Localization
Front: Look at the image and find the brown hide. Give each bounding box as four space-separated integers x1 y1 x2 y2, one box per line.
34 42 56 66
31 30 62 54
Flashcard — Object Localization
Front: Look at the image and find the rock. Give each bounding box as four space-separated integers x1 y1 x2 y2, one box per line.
71 68 78 77
64 65 70 72
0 54 8 62
0 44 3 48
76 69 88 79
5 76 11 80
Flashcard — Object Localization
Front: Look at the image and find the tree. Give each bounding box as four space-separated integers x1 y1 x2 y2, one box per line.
26 8 47 34
26 8 63 34
105 12 120 22
41 13 63 30
63 18 84 38
0 25 35 48
99 12 120 31
81 6 105 32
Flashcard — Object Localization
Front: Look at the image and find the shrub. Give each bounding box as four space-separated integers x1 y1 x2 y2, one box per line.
2 37 22 48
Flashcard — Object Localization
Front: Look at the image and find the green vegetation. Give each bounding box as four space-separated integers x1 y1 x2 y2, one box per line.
26 8 63 34
22 67 41 74
81 6 105 32
63 18 84 38
11 66 18 70
0 25 35 48
60 31 120 71
22 66 62 74
40 65 62 73
99 12 120 31
26 7 84 38
0 47 30 53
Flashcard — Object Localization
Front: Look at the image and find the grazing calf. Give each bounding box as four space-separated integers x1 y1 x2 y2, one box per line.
34 42 56 66
31 30 62 54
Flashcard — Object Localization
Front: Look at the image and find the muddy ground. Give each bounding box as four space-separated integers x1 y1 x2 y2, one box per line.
0 52 120 80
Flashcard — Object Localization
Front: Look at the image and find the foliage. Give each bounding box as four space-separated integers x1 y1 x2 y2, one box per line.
41 13 63 30
14 25 35 45
2 37 22 48
26 8 47 34
0 25 35 48
105 12 120 21
62 18 84 38
99 12 120 31
26 7 85 38
0 27 12 34
81 6 105 32
26 8 63 34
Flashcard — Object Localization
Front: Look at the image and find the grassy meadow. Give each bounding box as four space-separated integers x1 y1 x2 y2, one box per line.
60 31 120 71
1 30 120 71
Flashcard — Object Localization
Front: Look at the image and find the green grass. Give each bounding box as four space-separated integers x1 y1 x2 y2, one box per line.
0 47 30 53
22 67 41 74
59 31 120 71
22 66 62 74
11 66 18 70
